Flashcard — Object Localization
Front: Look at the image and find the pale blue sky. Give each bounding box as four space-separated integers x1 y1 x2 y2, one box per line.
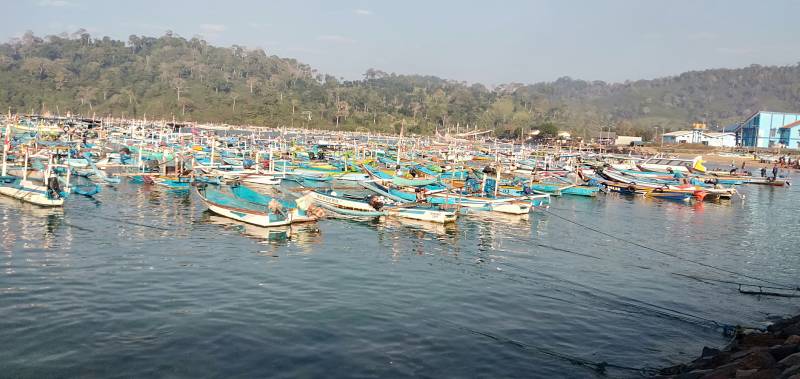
4 0 800 85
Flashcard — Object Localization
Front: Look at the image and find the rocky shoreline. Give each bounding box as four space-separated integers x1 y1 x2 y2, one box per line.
658 315 800 379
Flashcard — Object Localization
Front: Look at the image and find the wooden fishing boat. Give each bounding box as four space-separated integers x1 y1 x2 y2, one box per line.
747 177 790 186
637 156 704 173
598 180 651 195
307 190 456 223
196 185 319 227
238 173 281 185
0 135 71 206
0 176 67 206
645 187 701 201
154 176 192 190
426 191 533 215
599 168 712 200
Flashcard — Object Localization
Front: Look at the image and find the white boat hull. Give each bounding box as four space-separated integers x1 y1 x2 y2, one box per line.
241 175 281 185
387 207 457 223
0 181 64 207
202 198 292 227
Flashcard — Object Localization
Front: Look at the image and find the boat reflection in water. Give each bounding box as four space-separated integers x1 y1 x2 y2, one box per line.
379 216 458 237
202 212 322 251
0 195 68 249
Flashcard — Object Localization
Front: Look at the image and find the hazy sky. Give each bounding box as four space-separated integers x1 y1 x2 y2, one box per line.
3 0 800 85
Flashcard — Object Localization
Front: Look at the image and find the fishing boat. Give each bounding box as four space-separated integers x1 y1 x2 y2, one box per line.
644 187 699 201
599 168 711 201
638 155 706 173
307 190 456 223
426 191 534 215
0 143 71 207
196 184 320 227
597 180 652 195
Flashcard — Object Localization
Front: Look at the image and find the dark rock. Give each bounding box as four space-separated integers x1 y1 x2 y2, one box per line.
768 316 800 333
660 363 690 375
783 326 800 338
742 334 786 349
736 369 759 378
702 362 739 379
780 353 800 368
781 364 800 378
771 344 800 362
711 352 734 368
692 352 732 370
732 347 768 361
745 368 779 379
691 357 715 370
676 368 711 379
703 347 722 358
738 351 776 370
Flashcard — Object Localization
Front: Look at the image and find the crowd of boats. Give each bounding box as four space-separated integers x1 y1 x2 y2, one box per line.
0 115 793 230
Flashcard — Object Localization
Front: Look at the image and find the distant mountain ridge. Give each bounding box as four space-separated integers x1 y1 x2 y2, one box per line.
2 30 798 138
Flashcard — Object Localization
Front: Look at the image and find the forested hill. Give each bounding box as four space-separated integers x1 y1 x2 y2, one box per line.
2 31 799 138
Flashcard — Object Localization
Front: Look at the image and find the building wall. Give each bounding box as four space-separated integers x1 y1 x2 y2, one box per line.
614 136 642 145
671 134 693 143
741 111 800 147
779 126 800 148
704 134 736 147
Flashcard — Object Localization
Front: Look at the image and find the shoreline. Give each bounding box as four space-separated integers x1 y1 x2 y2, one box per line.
658 314 800 378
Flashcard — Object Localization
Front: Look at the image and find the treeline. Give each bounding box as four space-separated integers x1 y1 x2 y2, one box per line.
2 30 799 138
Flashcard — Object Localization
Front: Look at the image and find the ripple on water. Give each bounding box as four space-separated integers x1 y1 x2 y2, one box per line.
1 178 799 377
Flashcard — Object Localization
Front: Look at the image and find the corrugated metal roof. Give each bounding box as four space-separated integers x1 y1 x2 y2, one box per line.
662 130 693 136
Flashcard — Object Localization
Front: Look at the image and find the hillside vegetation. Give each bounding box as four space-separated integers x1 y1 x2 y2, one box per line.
2 30 799 138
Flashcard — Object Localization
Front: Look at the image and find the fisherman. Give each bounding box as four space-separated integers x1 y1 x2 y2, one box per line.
772 164 779 180
368 195 385 210
669 168 684 180
760 167 767 178
414 187 427 202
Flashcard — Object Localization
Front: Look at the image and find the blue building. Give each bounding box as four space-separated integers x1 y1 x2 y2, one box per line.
739 111 800 148
778 120 800 148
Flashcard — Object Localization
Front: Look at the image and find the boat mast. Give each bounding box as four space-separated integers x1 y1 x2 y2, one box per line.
209 136 216 168
22 147 28 182
1 122 10 177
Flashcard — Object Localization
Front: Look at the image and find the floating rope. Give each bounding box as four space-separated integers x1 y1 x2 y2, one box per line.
498 261 762 335
672 273 799 294
436 319 660 376
542 209 798 291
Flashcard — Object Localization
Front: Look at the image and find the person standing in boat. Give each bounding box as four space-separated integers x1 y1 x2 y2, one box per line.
772 164 779 180
760 167 767 177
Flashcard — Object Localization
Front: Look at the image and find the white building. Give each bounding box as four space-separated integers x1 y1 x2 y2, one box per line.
702 132 737 147
662 130 736 147
614 136 643 146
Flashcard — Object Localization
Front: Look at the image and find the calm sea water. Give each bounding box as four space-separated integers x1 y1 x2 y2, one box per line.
1 174 798 378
